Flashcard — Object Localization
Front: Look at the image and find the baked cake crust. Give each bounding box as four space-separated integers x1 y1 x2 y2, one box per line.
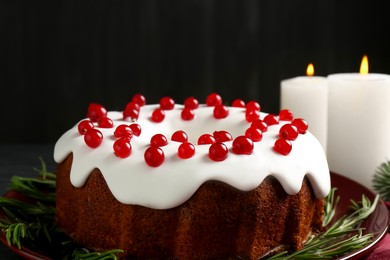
56 154 324 259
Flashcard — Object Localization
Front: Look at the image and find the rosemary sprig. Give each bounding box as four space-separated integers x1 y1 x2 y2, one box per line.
373 160 390 201
269 189 379 259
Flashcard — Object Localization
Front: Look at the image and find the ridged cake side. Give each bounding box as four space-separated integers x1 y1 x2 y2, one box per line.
56 154 324 259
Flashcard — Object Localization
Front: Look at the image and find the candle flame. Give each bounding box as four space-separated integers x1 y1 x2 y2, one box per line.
360 55 369 75
306 63 314 76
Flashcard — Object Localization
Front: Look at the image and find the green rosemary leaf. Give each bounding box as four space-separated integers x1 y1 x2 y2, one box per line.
13 223 24 249
5 222 12 248
322 188 338 227
33 157 57 181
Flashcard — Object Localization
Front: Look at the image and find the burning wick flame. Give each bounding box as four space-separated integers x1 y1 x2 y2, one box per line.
360 55 369 75
306 63 314 77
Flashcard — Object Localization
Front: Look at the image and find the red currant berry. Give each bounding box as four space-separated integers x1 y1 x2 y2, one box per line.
132 93 146 106
251 119 268 132
197 134 216 145
245 109 260 122
114 124 133 139
213 104 229 119
245 127 263 142
171 130 188 143
178 142 195 159
231 99 246 108
159 96 175 110
129 123 142 136
208 142 228 162
246 101 261 111
184 96 199 109
279 124 299 141
213 130 233 142
87 103 107 122
292 118 309 134
144 146 165 167
125 101 140 112
273 138 292 156
78 120 94 135
84 129 103 148
263 114 279 126
150 133 168 147
206 93 222 106
181 107 195 121
98 116 114 128
151 108 165 123
113 138 132 158
279 109 294 121
232 136 254 155
123 107 139 120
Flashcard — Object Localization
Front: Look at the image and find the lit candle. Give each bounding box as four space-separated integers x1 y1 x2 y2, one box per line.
327 55 390 189
280 63 328 152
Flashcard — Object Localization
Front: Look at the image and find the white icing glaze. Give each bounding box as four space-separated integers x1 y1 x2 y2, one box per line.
54 104 330 209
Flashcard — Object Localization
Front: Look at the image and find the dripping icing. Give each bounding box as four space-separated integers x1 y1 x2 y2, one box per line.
54 104 330 209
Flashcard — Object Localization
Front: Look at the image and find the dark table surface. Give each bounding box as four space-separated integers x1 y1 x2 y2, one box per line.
0 144 56 259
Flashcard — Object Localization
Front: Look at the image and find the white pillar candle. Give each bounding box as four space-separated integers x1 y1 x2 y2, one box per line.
327 72 390 189
280 65 328 152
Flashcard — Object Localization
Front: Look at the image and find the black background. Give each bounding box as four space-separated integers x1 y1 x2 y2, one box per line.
1 0 390 144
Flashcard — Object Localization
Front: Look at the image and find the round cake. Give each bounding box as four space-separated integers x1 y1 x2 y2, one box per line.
54 93 330 259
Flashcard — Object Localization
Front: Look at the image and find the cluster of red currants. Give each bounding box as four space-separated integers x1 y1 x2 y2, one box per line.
77 93 309 168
